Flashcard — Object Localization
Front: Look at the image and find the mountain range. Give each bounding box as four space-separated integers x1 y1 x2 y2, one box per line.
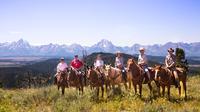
0 39 200 57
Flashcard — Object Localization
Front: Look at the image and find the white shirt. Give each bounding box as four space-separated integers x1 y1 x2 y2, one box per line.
138 54 148 65
57 62 68 72
115 57 124 67
94 60 104 68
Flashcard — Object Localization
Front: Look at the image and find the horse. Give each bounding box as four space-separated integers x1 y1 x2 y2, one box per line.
104 64 132 90
87 67 105 98
56 71 68 95
154 65 187 99
126 58 154 98
68 67 84 94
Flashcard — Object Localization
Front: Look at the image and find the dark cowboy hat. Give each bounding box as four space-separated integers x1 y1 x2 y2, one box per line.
168 48 174 52
74 55 78 57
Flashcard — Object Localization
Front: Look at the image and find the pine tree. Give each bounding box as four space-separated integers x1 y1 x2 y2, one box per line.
175 48 189 71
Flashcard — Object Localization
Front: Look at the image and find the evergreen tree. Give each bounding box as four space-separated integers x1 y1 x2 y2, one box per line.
175 48 189 71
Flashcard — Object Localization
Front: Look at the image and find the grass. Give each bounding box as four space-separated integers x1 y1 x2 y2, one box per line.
0 75 200 112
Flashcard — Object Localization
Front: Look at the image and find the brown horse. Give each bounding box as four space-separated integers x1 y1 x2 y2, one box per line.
127 58 154 97
154 65 187 99
87 67 104 97
56 71 68 95
104 64 132 90
68 68 84 94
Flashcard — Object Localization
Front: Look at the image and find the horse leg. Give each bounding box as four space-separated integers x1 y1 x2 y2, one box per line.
97 87 99 97
105 83 108 93
156 82 161 97
78 87 81 95
148 83 153 97
167 85 171 100
58 85 60 91
162 85 165 97
124 82 128 90
178 85 181 97
81 85 84 94
101 85 104 98
183 81 187 100
139 84 142 98
133 84 137 95
129 81 131 90
61 86 65 95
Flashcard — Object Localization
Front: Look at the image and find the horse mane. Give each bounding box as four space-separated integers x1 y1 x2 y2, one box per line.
128 58 143 75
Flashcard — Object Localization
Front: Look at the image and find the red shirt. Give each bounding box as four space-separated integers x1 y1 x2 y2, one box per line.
70 59 83 69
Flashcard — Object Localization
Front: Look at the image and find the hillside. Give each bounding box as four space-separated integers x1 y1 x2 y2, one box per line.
1 52 200 88
0 75 200 112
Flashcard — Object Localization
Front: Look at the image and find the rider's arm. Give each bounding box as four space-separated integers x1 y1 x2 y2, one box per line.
94 61 96 67
169 62 175 68
115 58 118 67
138 55 145 65
165 57 169 67
57 63 61 72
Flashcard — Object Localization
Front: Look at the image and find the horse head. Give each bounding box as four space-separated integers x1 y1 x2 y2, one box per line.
153 64 163 81
104 64 111 76
86 66 94 79
127 58 136 72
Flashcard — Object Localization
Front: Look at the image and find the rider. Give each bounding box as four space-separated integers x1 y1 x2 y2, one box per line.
94 54 104 74
70 55 84 75
138 47 151 83
54 57 68 84
115 51 127 82
165 48 180 88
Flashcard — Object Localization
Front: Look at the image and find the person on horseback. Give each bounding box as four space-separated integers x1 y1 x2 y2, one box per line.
94 54 104 74
165 48 180 88
54 57 68 84
70 55 84 75
138 47 151 83
115 51 127 82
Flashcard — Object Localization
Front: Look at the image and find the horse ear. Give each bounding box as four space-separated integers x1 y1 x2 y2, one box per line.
159 64 162 69
90 66 93 69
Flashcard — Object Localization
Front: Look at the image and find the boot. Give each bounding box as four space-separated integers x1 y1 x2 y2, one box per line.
122 71 127 82
54 76 57 85
147 74 151 83
175 79 180 88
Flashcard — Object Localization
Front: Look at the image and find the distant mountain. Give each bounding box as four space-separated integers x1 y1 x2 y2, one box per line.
0 39 200 56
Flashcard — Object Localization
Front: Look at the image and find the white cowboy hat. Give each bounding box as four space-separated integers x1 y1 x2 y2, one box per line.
139 47 145 51
60 57 64 60
116 51 122 54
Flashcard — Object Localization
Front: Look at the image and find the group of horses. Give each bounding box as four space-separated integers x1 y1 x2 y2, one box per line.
55 58 187 100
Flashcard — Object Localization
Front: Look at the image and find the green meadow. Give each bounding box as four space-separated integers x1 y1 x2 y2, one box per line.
0 75 200 112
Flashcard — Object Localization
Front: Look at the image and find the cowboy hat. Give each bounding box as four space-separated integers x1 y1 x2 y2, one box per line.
116 51 122 54
60 57 64 60
168 48 174 52
139 47 145 51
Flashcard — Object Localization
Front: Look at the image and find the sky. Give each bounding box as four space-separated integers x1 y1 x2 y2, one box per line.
0 0 200 46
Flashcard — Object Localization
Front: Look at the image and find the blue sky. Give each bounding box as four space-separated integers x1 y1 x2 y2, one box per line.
0 0 199 46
